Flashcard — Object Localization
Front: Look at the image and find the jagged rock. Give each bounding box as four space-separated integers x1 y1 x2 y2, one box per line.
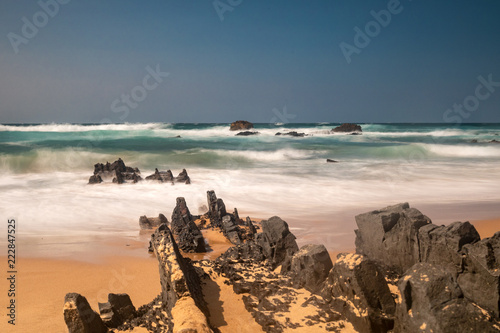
139 214 169 230
395 262 498 333
98 293 136 328
63 293 108 333
88 174 102 184
150 224 212 332
458 232 500 317
171 197 206 253
321 253 396 333
236 131 259 136
218 242 266 262
246 216 257 236
418 221 480 274
145 168 174 183
354 203 432 274
222 215 242 245
112 170 124 184
206 190 227 227
289 244 333 293
332 123 362 132
275 131 306 137
230 120 254 131
175 169 191 184
256 216 299 270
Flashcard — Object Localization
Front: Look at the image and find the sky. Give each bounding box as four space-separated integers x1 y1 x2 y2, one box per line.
0 0 499 124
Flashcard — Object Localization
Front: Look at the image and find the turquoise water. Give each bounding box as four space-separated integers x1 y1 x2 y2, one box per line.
1 123 499 251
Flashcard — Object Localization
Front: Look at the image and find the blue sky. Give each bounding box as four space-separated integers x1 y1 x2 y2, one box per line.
0 0 499 123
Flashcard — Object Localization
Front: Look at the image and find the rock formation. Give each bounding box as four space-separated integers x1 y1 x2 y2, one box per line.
289 244 333 293
63 293 108 333
236 131 259 136
139 213 169 230
230 120 254 131
170 197 206 253
332 123 362 133
88 158 141 185
145 168 174 183
275 131 307 137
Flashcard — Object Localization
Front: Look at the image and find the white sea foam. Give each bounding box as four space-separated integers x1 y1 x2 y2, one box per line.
0 122 167 132
422 144 500 158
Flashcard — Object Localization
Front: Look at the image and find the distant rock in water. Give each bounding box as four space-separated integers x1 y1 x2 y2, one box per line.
236 131 259 136
89 158 141 185
145 168 174 183
175 169 191 184
275 131 307 137
332 123 362 133
490 139 500 144
230 120 254 131
326 159 338 163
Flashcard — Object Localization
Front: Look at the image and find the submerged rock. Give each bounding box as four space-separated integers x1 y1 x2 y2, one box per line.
89 158 141 185
175 169 191 184
145 168 174 183
275 131 307 137
230 120 254 131
88 174 103 184
332 123 362 133
236 131 259 136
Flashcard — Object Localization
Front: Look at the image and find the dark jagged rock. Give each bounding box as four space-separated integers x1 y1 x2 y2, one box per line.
222 215 242 245
170 197 206 253
332 123 362 133
490 139 500 143
326 159 338 163
145 168 174 183
206 190 227 228
275 131 307 137
175 168 191 184
236 131 259 136
322 253 396 333
230 120 254 131
88 174 102 184
118 294 172 332
63 293 108 333
90 158 141 185
354 203 432 274
98 293 136 328
256 216 299 270
458 232 500 317
289 244 333 293
395 262 498 333
418 221 480 274
150 224 212 332
218 242 266 262
246 216 257 236
139 214 169 230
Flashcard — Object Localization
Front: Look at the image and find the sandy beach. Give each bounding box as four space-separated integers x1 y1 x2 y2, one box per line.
0 216 498 332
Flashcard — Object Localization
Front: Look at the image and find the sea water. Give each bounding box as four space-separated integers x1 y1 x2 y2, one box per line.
1 123 499 252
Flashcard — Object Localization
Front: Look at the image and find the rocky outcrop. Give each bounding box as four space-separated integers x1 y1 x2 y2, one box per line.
145 168 174 183
256 216 299 270
206 190 226 228
150 224 212 332
289 244 333 293
98 293 136 328
139 213 169 230
332 123 362 132
88 158 141 185
230 120 254 131
175 169 191 184
395 263 498 333
322 253 396 333
458 232 500 317
354 203 432 274
326 159 338 163
63 293 108 333
171 197 206 253
418 221 480 274
275 131 307 137
236 131 259 136
88 174 103 184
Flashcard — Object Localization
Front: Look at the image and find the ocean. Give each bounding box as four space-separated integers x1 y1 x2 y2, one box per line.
1 122 500 253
